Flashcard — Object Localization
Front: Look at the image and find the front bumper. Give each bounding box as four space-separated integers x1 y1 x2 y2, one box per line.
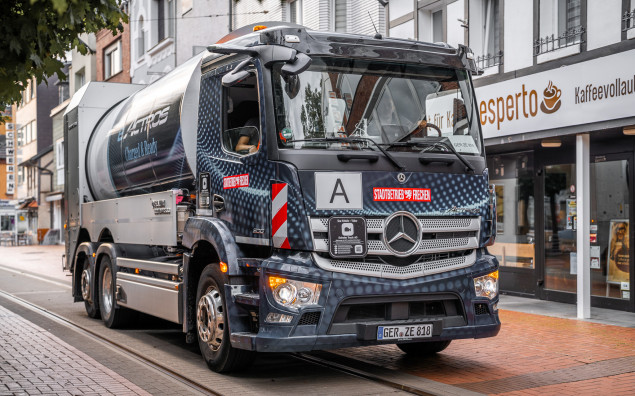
230 250 500 352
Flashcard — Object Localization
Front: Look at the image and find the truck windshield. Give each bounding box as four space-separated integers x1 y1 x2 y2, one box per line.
272 57 483 156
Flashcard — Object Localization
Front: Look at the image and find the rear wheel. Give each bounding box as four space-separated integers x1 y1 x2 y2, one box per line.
98 256 132 328
397 340 452 355
196 264 254 373
80 257 100 319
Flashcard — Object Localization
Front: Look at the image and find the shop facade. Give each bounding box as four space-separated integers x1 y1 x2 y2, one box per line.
476 49 635 313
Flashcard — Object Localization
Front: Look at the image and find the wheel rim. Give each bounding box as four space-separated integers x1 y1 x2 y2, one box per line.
81 268 91 302
197 286 224 351
101 266 113 317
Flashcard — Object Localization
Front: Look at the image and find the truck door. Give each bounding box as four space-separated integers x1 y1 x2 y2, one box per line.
196 62 271 249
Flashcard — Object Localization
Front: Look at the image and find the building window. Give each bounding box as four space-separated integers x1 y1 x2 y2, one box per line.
56 138 64 186
432 10 443 42
334 0 346 32
58 82 69 104
536 0 584 55
289 0 298 24
104 40 122 79
623 0 635 33
469 0 502 69
74 68 85 92
18 166 24 185
155 0 175 43
30 78 35 100
137 16 146 59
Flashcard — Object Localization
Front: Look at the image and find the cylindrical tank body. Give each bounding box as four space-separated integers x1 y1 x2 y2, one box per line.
87 54 203 200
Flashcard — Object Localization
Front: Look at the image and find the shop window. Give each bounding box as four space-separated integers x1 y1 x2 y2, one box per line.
487 153 535 269
590 160 630 300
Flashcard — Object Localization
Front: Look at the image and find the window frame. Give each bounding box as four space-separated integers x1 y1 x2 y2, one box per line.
104 40 123 80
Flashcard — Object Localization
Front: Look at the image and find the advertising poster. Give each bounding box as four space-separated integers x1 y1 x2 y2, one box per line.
495 185 504 233
607 220 629 284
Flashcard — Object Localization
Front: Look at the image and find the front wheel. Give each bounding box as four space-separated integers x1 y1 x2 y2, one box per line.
397 340 452 355
196 264 254 373
98 256 132 328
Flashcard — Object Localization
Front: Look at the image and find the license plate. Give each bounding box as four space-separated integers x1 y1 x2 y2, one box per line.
377 324 433 340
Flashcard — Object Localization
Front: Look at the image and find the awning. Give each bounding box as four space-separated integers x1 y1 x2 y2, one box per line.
18 200 38 210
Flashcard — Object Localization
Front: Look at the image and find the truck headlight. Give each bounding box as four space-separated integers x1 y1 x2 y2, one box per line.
474 270 498 299
269 276 322 310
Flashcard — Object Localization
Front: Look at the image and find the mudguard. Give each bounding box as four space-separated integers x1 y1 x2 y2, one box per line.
72 242 98 302
181 216 241 274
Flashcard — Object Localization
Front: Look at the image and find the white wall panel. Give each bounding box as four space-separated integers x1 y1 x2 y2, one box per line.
446 0 465 48
389 0 414 20
390 19 415 39
503 0 534 72
587 0 621 50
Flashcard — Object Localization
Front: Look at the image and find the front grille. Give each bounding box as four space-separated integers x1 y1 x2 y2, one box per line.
313 250 476 280
298 311 321 325
474 303 489 315
309 216 480 279
328 294 467 335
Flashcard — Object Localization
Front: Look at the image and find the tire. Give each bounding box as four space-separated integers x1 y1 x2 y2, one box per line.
98 256 133 328
397 340 452 355
196 264 254 373
80 257 100 319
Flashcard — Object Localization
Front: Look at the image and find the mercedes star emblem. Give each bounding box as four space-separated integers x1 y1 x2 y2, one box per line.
383 212 421 257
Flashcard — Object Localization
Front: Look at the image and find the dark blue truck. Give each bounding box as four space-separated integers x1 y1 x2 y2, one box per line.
64 23 500 373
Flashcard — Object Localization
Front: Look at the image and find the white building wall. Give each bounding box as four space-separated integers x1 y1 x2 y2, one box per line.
234 0 284 30
302 0 321 30
389 0 414 20
390 19 415 39
586 0 622 51
69 33 96 94
503 0 533 72
446 0 465 48
350 0 385 36
176 0 229 64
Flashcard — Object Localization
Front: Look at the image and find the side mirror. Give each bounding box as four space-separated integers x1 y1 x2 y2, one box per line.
222 57 255 87
222 70 251 87
281 53 312 76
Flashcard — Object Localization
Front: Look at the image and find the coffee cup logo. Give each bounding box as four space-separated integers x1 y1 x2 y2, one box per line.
540 80 561 114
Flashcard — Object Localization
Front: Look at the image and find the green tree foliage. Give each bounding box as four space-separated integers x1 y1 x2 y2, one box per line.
0 0 126 104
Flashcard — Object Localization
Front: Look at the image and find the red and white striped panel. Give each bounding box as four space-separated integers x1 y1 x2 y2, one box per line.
272 183 290 249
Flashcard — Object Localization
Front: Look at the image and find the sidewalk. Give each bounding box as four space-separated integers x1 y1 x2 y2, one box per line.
0 304 149 396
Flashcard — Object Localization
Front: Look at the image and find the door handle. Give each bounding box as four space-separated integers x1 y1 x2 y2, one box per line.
213 194 225 212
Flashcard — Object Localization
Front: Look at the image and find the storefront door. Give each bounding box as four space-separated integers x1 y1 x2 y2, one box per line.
541 163 577 301
538 154 633 311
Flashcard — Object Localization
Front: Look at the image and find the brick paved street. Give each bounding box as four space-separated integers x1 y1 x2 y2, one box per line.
335 309 635 395
0 304 149 396
1 245 634 395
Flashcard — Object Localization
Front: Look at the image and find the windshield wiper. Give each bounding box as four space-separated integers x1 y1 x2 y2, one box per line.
381 137 475 173
286 137 405 170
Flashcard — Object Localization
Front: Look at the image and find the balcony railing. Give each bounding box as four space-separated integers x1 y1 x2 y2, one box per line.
476 51 503 70
534 26 585 56
622 9 635 32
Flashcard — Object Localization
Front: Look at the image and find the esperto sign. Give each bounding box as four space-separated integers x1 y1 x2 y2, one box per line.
475 49 635 139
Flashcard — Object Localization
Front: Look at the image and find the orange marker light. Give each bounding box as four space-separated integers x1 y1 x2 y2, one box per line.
269 276 287 289
490 270 499 280
253 25 267 32
220 262 228 273
135 268 140 274
92 253 96 258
